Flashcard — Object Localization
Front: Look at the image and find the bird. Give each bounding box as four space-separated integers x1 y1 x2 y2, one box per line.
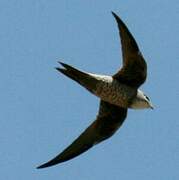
37 11 153 169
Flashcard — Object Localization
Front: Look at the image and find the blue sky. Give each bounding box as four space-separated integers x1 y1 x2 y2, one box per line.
1 0 179 179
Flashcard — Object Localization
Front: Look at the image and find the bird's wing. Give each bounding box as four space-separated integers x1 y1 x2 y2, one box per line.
112 12 147 88
37 100 127 169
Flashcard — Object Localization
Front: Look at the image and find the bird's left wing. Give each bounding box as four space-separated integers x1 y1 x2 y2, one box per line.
37 100 127 169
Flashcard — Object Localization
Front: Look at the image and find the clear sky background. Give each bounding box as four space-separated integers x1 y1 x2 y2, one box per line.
1 0 179 179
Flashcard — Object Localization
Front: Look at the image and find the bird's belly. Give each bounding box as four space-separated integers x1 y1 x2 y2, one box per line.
94 79 136 108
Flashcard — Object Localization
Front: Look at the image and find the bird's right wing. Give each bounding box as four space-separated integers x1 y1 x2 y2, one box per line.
112 12 147 88
37 100 127 169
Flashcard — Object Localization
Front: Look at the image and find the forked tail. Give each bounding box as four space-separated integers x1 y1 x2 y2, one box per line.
56 62 99 93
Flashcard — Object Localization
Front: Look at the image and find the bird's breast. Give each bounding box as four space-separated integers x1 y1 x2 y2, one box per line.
93 77 136 108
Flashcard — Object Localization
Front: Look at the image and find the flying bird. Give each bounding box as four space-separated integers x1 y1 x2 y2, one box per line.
37 11 153 169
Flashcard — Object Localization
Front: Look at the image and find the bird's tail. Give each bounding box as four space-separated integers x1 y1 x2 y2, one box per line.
56 62 99 93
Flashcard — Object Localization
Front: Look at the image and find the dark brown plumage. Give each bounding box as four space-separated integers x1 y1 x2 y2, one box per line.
37 101 127 169
112 12 147 88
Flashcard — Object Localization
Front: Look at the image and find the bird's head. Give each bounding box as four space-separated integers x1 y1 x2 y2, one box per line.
130 90 153 109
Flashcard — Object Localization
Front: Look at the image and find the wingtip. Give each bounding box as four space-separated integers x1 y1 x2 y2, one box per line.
111 11 118 18
36 165 43 169
36 161 56 169
36 163 45 169
36 165 48 169
111 11 124 26
111 11 115 16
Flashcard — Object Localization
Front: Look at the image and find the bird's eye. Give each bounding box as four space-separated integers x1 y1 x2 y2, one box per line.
145 95 150 101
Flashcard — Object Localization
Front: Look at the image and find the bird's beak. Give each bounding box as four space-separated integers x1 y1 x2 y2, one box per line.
149 103 154 109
